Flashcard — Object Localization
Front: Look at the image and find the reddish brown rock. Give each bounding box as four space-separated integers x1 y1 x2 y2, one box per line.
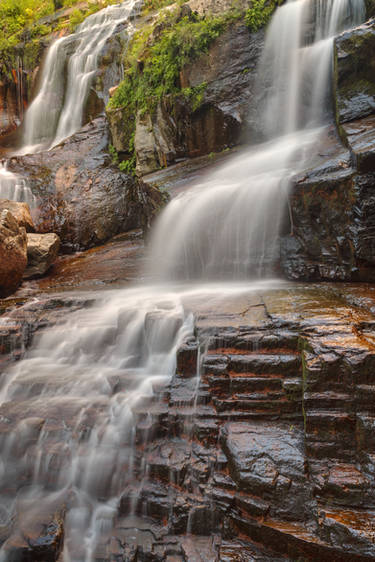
0 209 27 297
0 200 35 232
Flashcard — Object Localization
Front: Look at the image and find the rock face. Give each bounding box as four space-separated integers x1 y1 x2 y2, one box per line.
108 22 263 175
2 284 375 559
0 200 34 232
0 209 27 296
0 80 23 138
281 18 375 282
334 19 375 124
24 232 60 278
7 117 165 251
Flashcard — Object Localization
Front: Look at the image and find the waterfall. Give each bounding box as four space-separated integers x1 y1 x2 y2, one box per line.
258 0 365 136
0 161 37 208
20 0 142 155
0 288 194 560
148 0 365 281
0 1 366 560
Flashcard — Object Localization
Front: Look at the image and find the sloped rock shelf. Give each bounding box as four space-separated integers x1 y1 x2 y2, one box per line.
1 282 375 560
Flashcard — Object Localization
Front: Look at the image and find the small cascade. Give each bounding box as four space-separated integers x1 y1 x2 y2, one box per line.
0 288 193 560
258 0 365 136
20 0 142 154
148 0 365 281
0 161 37 207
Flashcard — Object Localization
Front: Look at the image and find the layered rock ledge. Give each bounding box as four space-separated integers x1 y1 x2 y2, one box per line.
1 280 375 559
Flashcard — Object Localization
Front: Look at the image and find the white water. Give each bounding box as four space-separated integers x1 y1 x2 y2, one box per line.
0 1 141 213
20 0 142 154
0 162 37 208
0 0 366 559
259 0 365 136
149 0 365 280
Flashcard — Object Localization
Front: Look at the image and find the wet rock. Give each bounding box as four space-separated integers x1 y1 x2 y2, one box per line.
0 209 27 297
1 505 65 562
221 422 309 520
176 339 199 378
281 130 358 281
0 200 34 232
319 509 375 558
111 22 263 175
334 20 375 124
7 117 165 251
0 81 22 138
342 115 375 173
24 232 60 278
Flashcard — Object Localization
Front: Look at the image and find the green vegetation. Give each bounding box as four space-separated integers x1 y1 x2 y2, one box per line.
0 0 120 78
0 0 54 53
107 3 246 173
142 0 179 15
61 0 121 32
109 139 136 176
245 0 283 32
182 82 208 112
108 10 228 114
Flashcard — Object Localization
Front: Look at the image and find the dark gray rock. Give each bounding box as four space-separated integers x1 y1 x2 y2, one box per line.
7 117 164 251
334 20 375 124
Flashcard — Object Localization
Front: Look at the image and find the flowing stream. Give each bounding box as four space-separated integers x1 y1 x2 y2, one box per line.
0 0 366 559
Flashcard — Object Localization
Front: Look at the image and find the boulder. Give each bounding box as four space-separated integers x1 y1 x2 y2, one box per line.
24 232 61 279
0 200 35 232
0 209 27 296
7 117 165 251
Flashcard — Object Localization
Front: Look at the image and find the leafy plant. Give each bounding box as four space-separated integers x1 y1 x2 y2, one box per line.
182 82 207 111
245 0 283 32
108 10 228 115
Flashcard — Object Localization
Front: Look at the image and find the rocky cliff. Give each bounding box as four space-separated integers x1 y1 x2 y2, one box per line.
281 17 375 281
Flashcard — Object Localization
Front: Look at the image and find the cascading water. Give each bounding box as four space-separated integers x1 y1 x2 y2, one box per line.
149 0 365 281
3 0 142 208
0 0 366 560
0 161 37 208
20 0 142 154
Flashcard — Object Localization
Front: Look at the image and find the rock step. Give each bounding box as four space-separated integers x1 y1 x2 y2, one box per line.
355 385 375 410
305 441 355 461
304 392 353 410
213 397 300 415
305 410 355 430
229 375 284 393
228 354 301 375
207 347 299 356
231 390 286 401
204 373 289 396
230 514 375 562
207 331 299 352
192 418 220 445
132 402 169 420
216 410 303 422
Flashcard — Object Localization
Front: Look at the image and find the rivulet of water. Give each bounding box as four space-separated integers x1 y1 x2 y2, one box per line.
0 0 366 560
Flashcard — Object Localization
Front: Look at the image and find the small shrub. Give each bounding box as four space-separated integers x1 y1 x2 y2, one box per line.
245 0 283 32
